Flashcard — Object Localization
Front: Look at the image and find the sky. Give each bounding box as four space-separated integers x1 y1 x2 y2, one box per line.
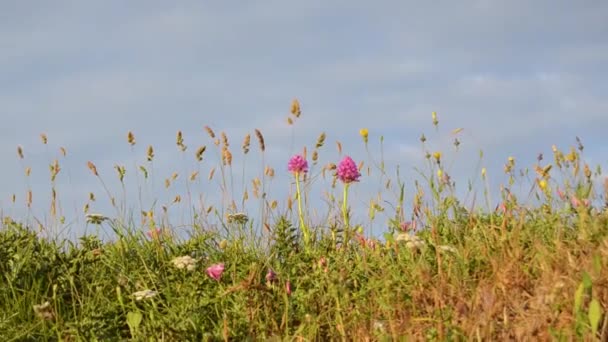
1 1 607 240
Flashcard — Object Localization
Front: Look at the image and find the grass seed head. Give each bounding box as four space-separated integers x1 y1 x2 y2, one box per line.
290 99 301 117
127 131 136 145
87 161 98 176
204 125 216 139
254 129 265 152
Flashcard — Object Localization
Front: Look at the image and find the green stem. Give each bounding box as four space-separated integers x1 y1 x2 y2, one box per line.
295 172 309 247
342 183 350 244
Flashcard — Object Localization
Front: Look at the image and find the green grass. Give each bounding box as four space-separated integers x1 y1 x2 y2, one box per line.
1 107 607 340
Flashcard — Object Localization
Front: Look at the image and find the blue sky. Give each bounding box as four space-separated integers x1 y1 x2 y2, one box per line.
1 1 607 239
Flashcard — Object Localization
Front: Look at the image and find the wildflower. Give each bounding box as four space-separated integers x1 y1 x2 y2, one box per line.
432 111 438 126
288 155 308 174
33 301 55 321
433 151 442 163
538 179 548 191
359 128 369 144
146 228 162 240
171 256 198 271
399 221 415 232
290 155 310 248
132 289 158 301
395 233 425 250
481 167 487 178
266 269 277 285
336 156 361 184
206 263 225 281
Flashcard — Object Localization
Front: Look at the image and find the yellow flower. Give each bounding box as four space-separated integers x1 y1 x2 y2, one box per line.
359 128 369 144
538 179 548 191
437 169 443 179
481 167 487 178
433 151 442 162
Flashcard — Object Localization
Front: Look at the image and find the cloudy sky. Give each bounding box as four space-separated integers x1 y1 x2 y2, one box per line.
1 1 607 239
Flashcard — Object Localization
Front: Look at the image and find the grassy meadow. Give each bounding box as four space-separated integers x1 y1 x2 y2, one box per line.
1 103 607 341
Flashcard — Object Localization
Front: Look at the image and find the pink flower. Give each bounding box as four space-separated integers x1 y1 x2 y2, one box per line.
400 221 416 232
146 228 162 240
265 269 277 284
336 156 361 183
288 155 308 174
285 281 292 296
206 263 225 281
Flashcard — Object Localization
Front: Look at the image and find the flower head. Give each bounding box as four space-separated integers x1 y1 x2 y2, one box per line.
206 263 225 281
265 269 277 284
171 255 198 271
288 155 308 174
359 128 369 144
336 156 361 184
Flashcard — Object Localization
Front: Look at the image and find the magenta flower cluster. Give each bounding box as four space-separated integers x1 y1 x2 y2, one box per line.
337 156 361 184
288 154 308 174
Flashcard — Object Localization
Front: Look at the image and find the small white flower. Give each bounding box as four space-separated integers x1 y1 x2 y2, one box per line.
395 233 426 250
132 289 158 301
171 255 198 271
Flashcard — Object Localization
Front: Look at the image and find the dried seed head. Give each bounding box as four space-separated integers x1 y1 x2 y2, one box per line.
87 161 98 176
147 146 154 162
89 192 95 201
265 166 275 177
208 167 216 180
204 125 216 139
312 150 318 163
59 147 67 157
50 159 61 181
242 134 251 154
176 131 187 151
40 133 48 144
290 99 301 117
189 171 198 181
287 117 293 125
127 131 136 146
165 178 171 188
195 146 206 162
254 129 265 152
26 190 32 208
336 141 342 155
17 145 24 159
173 195 181 203
221 132 229 148
25 167 31 177
222 147 232 166
315 133 326 149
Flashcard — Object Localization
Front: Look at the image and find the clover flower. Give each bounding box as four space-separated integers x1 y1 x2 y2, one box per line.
288 154 308 174
336 156 360 184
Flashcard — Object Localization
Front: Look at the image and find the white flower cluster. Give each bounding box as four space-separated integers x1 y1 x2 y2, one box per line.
171 255 198 271
132 289 158 301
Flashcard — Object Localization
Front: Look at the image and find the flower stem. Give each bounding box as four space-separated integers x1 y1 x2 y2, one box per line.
342 183 350 244
295 172 309 248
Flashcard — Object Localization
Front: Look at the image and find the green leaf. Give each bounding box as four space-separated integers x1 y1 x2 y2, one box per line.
588 299 602 336
582 272 593 290
574 282 585 313
127 311 143 330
